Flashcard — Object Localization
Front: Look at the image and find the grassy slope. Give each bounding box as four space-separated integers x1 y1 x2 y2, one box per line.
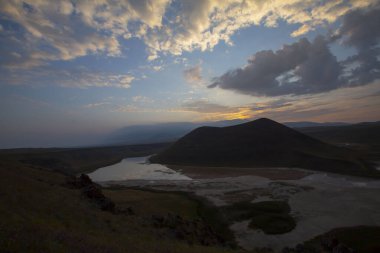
0 148 241 253
104 187 236 245
103 188 200 219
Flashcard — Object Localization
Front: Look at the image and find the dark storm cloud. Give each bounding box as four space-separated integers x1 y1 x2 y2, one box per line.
338 8 380 86
210 7 380 97
209 36 342 96
339 8 380 50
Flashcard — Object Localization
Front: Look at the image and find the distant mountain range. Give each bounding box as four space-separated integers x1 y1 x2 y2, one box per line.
297 121 380 147
150 118 378 177
283 121 349 128
105 119 350 146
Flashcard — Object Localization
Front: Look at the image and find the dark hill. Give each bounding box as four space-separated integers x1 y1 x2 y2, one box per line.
150 118 377 177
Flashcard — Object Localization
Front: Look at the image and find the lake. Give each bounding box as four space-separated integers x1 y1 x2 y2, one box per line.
87 156 192 182
88 156 380 250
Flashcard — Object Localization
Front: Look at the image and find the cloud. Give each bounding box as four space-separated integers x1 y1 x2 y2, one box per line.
143 0 377 59
181 99 235 114
58 72 134 89
178 97 326 122
132 96 154 103
181 81 380 122
251 99 293 111
183 65 203 86
1 0 377 68
178 99 253 121
0 0 170 68
210 36 342 96
337 7 380 86
210 4 380 97
152 65 164 71
0 67 134 89
338 7 380 50
255 81 380 122
84 102 110 108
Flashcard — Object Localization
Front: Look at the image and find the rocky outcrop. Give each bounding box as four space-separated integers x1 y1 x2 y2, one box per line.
65 174 134 214
65 174 93 188
82 183 116 212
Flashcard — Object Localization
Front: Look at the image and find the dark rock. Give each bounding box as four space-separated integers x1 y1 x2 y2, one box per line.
64 174 116 213
79 174 93 187
98 198 116 212
82 184 104 199
82 184 116 213
175 229 185 240
117 206 135 215
64 176 80 188
64 174 94 189
295 244 305 253
330 238 339 248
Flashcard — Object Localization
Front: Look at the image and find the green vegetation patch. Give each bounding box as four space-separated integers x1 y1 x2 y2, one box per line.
106 186 237 247
103 188 200 219
223 201 296 235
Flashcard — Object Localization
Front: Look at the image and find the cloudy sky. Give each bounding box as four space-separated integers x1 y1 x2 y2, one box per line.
0 0 379 147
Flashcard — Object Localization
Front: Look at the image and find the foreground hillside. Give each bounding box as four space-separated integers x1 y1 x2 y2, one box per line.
151 118 379 178
0 147 237 253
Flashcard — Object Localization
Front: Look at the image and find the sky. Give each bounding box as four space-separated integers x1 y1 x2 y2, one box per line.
0 0 380 148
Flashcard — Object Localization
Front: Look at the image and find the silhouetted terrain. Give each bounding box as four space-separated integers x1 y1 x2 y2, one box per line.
106 119 248 145
297 121 380 158
0 143 170 175
1 128 379 252
151 118 378 177
105 119 349 146
285 121 348 128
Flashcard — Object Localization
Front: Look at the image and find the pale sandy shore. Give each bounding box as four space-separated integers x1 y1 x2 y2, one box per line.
167 164 311 180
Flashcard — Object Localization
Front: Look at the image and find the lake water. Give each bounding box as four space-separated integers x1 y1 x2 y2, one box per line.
87 156 192 182
88 156 380 250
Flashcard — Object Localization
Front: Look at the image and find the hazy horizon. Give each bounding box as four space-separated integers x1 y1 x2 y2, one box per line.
0 118 377 149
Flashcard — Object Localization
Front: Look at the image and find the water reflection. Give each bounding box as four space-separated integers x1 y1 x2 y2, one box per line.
87 156 192 182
